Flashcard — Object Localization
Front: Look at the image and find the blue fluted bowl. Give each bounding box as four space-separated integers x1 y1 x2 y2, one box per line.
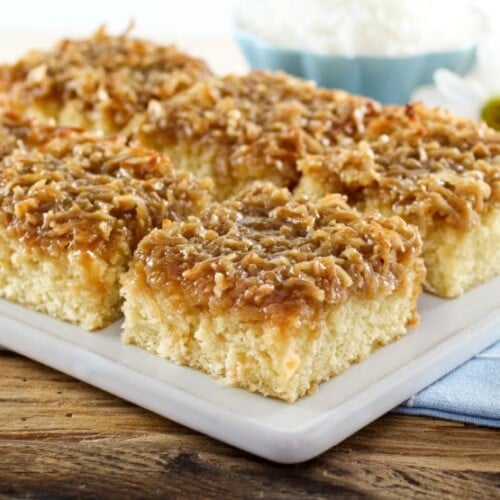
235 29 477 104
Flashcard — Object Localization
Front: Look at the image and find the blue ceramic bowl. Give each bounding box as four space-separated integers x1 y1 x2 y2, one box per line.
235 29 477 104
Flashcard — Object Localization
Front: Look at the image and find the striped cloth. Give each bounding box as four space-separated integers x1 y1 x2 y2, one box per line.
395 339 500 428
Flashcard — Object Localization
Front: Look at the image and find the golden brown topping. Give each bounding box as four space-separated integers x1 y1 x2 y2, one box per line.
137 71 381 197
134 182 423 321
365 103 500 147
0 125 18 159
0 28 212 133
298 103 500 230
0 110 79 157
0 132 213 256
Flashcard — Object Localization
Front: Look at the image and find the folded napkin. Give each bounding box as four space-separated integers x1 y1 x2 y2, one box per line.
394 340 500 428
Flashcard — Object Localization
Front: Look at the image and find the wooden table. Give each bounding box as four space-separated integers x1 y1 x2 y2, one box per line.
1 351 498 498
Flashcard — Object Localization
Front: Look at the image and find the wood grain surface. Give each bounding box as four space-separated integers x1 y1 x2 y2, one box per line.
0 351 499 499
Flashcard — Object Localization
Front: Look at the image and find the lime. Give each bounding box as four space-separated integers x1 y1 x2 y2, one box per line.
481 96 500 131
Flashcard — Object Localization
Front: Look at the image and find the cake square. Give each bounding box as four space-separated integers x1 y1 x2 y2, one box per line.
0 114 213 330
296 104 500 297
135 70 381 199
0 28 212 135
121 182 424 401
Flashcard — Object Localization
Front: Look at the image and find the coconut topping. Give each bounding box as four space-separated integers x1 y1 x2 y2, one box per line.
138 71 381 195
299 104 500 230
0 28 212 132
0 110 77 158
134 182 423 320
0 127 213 256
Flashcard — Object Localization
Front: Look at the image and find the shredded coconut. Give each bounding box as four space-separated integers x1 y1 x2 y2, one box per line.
235 0 481 56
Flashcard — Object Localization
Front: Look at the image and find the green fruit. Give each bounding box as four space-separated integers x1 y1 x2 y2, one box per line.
481 96 500 131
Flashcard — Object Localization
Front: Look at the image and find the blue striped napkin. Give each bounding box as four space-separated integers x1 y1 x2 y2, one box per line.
394 340 500 428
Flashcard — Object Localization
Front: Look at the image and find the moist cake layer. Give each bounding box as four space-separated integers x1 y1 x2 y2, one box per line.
122 182 425 401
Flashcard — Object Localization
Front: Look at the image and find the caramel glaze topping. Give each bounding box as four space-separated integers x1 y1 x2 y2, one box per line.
299 104 500 231
133 182 424 324
0 110 78 158
137 71 381 195
0 28 212 132
0 130 213 258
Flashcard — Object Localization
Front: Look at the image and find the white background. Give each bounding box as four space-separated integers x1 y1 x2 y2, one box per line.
0 0 235 36
0 1 498 86
1 0 499 37
0 0 242 73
